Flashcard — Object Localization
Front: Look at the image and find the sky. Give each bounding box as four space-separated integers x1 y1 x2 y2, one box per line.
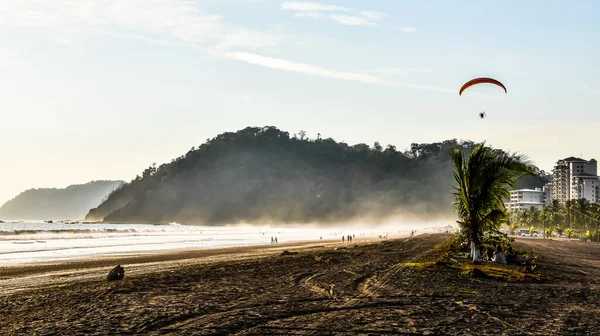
0 0 599 204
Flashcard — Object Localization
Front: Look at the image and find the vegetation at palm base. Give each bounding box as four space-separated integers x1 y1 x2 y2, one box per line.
86 126 547 225
450 142 535 262
508 198 600 242
0 181 124 221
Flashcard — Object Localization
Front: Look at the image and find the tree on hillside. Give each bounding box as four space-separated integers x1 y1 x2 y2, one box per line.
451 143 534 262
86 126 548 225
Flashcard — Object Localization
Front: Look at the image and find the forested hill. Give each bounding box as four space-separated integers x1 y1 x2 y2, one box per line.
85 126 548 225
0 180 124 221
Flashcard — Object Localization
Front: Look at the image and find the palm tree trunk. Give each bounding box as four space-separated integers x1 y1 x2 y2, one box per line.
470 226 481 262
543 217 546 239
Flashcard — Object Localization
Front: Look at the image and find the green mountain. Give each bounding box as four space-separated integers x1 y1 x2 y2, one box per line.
85 126 548 225
0 180 124 221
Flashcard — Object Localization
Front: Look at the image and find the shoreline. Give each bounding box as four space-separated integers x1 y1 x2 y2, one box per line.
0 237 381 295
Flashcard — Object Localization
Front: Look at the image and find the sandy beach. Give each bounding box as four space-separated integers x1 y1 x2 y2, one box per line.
2 233 600 335
0 238 346 295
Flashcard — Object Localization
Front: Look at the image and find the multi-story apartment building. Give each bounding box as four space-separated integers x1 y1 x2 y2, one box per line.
551 157 599 203
571 174 600 203
505 188 548 211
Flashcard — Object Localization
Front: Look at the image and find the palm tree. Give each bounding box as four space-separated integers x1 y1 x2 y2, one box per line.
451 143 533 262
555 226 564 237
565 227 574 239
572 198 592 231
565 199 574 229
554 206 565 229
529 226 538 235
591 204 600 243
541 206 553 238
517 209 530 228
530 207 541 229
545 226 555 238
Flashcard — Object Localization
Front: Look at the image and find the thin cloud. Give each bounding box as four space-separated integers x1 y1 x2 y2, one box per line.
362 68 433 76
215 29 282 50
294 12 324 19
0 0 281 50
225 51 453 93
397 26 417 33
330 14 378 27
360 11 387 21
282 1 386 27
281 1 349 12
576 80 600 96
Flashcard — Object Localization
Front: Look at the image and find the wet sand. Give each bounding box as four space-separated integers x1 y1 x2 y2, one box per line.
2 234 600 335
0 239 347 295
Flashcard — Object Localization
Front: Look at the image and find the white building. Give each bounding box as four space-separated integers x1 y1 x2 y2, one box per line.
551 157 599 203
542 183 552 205
505 188 548 211
572 174 600 203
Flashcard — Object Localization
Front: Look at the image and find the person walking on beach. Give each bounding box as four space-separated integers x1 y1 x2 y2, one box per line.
342 235 345 242
275 237 278 244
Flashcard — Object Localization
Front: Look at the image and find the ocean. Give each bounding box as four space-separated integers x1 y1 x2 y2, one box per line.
0 221 399 265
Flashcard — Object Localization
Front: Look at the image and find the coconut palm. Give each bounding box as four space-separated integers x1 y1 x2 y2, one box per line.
529 207 541 229
451 143 534 262
518 209 531 228
550 199 563 225
573 198 592 230
555 226 564 236
541 206 553 238
565 199 574 229
545 226 555 238
565 227 574 239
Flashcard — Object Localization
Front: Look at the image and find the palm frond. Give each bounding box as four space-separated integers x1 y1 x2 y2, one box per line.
451 143 533 245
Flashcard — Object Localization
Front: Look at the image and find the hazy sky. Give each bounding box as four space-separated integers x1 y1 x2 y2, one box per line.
1 1 599 205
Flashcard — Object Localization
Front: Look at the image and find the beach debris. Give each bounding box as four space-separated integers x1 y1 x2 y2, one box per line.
107 265 125 281
280 250 299 256
466 267 487 279
327 284 335 300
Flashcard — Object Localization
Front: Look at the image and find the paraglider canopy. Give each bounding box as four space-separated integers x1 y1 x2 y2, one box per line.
459 77 507 96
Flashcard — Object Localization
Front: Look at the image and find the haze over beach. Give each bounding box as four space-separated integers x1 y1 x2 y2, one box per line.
1 1 599 205
2 1 600 335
